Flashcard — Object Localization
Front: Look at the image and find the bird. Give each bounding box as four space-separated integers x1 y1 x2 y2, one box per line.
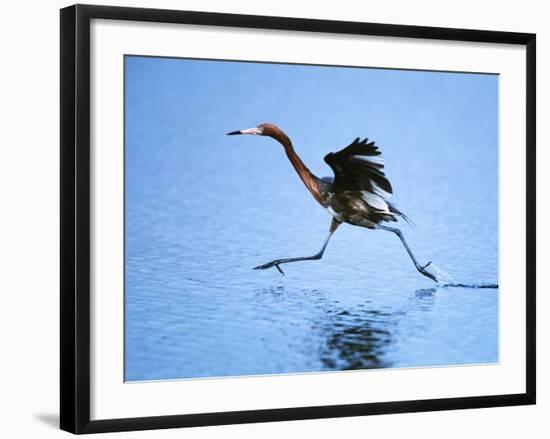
227 123 437 282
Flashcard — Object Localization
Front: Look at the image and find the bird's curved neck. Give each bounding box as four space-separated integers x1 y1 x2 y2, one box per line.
270 130 323 203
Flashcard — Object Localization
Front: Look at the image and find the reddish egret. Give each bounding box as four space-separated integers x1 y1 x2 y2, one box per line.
227 123 436 282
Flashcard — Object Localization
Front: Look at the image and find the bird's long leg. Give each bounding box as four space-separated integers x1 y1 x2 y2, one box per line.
254 219 341 275
377 224 437 282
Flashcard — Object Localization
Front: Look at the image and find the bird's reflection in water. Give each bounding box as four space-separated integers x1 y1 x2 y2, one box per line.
257 285 444 372
319 308 394 370
414 287 437 298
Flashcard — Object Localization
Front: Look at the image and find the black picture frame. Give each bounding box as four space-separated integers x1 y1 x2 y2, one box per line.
60 4 536 434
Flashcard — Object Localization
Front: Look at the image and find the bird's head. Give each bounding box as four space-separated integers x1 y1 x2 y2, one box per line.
227 123 281 138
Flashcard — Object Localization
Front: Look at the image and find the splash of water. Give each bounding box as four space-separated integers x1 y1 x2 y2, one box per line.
425 263 498 289
424 263 456 284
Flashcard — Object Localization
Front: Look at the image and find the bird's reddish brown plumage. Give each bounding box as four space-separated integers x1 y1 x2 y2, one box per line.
259 123 324 204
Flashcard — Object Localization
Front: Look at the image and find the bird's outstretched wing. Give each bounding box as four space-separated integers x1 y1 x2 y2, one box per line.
324 137 393 197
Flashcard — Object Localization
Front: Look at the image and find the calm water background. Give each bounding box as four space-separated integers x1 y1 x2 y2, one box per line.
125 56 498 381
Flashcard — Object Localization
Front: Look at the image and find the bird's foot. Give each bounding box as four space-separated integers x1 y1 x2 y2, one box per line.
253 260 285 275
417 261 438 282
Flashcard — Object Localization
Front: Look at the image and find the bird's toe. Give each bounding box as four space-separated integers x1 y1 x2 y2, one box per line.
253 264 268 270
274 264 285 275
254 261 275 270
422 269 438 283
253 260 285 275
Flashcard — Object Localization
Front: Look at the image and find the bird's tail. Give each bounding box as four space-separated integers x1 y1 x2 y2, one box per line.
388 203 414 226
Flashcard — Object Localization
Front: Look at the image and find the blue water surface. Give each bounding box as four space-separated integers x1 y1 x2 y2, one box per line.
124 56 498 381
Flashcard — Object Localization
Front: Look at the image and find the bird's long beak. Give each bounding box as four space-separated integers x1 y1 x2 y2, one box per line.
226 127 262 135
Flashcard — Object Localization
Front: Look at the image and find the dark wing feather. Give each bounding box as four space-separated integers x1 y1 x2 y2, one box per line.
324 137 393 196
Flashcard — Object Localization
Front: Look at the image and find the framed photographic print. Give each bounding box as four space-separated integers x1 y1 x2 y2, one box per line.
60 4 536 434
